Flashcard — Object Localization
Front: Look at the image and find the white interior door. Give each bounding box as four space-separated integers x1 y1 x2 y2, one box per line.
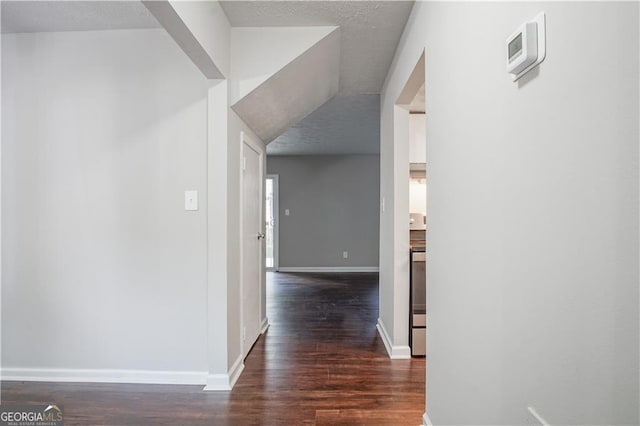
242 137 263 358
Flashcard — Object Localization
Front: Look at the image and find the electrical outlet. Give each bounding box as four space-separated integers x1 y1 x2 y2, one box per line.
285 209 290 216
343 251 348 259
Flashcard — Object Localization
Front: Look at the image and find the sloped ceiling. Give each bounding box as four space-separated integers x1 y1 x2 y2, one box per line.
267 94 380 156
221 1 414 155
2 1 414 156
221 1 414 94
230 26 338 105
231 28 340 144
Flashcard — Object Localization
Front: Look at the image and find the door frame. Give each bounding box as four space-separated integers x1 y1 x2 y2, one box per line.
392 48 427 421
266 174 279 272
239 131 265 359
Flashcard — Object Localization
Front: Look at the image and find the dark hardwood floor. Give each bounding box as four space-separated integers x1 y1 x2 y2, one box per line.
2 272 425 425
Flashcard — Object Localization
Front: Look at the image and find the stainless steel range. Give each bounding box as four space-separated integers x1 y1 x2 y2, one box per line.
410 247 426 356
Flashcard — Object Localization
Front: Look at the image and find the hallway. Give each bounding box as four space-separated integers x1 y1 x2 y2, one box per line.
243 272 426 424
1 273 425 425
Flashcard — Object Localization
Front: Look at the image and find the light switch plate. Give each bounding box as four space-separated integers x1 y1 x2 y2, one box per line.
185 190 198 211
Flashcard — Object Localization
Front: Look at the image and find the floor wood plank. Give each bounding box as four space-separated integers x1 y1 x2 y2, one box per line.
1 272 425 425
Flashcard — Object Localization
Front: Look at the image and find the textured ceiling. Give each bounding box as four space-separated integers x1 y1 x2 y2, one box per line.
267 94 380 156
1 1 160 33
2 0 411 156
221 1 413 95
233 28 341 144
222 1 413 155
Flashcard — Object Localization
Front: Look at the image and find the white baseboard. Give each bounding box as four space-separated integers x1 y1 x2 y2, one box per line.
376 319 411 359
277 266 379 273
202 373 230 391
227 354 244 389
423 412 433 425
203 354 244 391
1 367 207 385
260 317 269 334
392 345 411 359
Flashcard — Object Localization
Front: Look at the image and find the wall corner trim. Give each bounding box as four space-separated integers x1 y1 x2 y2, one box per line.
203 374 231 391
423 413 433 426
376 318 411 359
203 355 244 391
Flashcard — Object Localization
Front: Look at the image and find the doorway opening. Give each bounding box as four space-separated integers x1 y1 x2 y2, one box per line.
394 50 426 356
265 175 279 271
393 49 426 418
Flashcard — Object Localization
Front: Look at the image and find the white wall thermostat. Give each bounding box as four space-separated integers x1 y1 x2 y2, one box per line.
506 12 546 82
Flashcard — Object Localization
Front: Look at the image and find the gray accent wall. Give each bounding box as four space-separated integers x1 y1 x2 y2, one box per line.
267 155 380 269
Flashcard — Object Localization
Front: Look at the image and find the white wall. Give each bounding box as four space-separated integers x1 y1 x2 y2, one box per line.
1 8 272 389
169 0 230 77
230 27 340 144
409 180 426 216
2 29 210 379
229 26 337 104
409 113 425 164
378 106 411 358
206 79 231 386
410 113 426 215
144 0 230 79
382 2 639 424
